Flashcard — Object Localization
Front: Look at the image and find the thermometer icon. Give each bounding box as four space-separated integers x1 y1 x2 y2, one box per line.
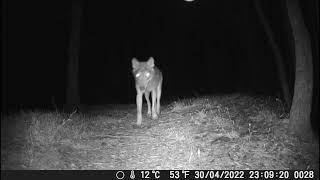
130 170 135 179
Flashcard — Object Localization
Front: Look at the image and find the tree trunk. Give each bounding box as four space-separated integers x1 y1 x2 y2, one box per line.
2 35 7 113
254 0 292 108
286 0 313 140
65 0 83 112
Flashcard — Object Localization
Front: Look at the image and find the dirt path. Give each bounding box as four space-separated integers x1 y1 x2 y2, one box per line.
57 107 203 169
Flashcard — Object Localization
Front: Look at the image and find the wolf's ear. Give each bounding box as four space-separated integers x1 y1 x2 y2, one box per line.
132 58 139 69
147 57 155 68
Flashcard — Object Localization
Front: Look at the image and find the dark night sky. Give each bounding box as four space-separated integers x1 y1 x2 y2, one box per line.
2 0 318 111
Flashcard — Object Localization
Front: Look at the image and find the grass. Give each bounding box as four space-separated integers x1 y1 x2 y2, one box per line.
1 94 318 170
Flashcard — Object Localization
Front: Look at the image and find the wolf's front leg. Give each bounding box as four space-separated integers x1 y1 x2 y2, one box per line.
144 91 151 117
151 89 158 119
136 92 143 125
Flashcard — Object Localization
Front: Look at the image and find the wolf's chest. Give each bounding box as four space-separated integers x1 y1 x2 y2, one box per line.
137 77 156 92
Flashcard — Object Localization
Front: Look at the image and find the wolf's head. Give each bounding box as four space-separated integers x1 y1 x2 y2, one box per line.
132 57 155 91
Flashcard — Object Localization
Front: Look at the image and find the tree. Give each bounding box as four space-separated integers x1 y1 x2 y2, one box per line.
254 0 292 108
65 0 83 112
286 0 313 140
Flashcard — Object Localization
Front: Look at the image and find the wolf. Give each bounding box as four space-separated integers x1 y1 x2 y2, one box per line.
132 57 163 125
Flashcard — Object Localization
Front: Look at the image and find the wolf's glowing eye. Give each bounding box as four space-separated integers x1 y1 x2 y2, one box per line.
136 73 140 77
145 72 150 77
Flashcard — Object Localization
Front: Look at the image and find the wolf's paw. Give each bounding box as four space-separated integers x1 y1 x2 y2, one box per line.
147 111 152 117
136 116 142 125
152 113 158 119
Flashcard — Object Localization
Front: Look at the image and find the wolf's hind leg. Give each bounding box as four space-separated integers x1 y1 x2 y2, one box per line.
156 82 162 115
